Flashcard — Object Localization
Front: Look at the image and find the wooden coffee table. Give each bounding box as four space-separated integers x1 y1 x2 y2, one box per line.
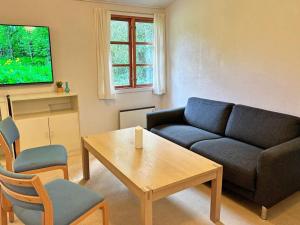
82 128 223 225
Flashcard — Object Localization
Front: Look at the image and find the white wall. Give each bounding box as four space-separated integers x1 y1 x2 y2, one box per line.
164 0 300 117
0 0 163 135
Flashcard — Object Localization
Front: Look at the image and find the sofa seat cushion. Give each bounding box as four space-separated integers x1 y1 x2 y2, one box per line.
184 97 234 135
191 138 263 191
225 105 300 148
151 124 222 148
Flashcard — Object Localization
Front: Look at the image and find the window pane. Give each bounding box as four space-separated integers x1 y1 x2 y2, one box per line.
136 22 154 42
111 20 129 42
111 44 129 64
136 45 153 64
113 67 130 86
136 66 153 85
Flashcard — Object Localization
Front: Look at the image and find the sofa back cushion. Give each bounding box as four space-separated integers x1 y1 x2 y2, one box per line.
184 97 234 134
225 105 300 148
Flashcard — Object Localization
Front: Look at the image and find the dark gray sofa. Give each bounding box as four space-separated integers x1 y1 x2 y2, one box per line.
147 97 300 218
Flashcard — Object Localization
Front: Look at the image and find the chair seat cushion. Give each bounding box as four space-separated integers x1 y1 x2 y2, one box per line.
14 179 104 225
151 124 222 148
14 145 67 173
191 138 263 191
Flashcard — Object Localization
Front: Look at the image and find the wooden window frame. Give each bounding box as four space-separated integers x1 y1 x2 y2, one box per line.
111 15 154 89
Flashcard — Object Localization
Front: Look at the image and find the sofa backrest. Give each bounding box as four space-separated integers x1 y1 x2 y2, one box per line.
184 97 234 135
225 105 300 149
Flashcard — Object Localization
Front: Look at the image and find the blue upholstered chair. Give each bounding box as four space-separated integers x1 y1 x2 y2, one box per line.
0 117 69 179
0 166 109 225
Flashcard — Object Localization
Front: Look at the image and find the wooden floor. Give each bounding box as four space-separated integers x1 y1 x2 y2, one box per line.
3 151 300 225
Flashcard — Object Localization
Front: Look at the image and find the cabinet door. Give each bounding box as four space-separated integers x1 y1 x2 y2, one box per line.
49 113 81 152
15 117 50 150
0 102 9 120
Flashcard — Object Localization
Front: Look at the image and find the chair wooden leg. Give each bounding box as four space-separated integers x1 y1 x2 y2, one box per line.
62 166 69 180
100 201 109 225
1 191 13 223
1 204 8 225
41 212 45 225
8 211 14 223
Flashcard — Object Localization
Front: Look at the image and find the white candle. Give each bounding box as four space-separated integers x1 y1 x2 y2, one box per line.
135 126 143 149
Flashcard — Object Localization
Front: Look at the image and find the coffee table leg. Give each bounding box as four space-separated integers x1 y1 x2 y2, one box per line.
210 166 223 222
141 191 153 225
82 139 90 180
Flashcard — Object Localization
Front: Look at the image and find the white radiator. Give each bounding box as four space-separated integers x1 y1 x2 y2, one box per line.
119 106 156 129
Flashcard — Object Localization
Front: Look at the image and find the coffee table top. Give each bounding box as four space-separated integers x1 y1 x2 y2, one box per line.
83 128 221 193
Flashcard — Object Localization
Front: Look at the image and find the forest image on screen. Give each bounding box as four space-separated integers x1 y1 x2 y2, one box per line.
0 25 53 85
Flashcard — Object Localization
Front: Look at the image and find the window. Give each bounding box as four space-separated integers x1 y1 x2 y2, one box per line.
110 15 154 89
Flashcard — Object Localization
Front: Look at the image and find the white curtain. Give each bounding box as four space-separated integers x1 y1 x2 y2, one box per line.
153 13 167 95
95 8 115 99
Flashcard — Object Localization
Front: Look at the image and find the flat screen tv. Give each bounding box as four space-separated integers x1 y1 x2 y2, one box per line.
0 24 54 86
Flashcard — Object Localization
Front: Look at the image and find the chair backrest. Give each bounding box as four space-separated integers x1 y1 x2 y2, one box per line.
0 117 21 171
0 166 53 225
0 117 19 149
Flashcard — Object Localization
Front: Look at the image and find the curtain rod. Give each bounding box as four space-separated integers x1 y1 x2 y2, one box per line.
109 9 154 16
74 0 162 11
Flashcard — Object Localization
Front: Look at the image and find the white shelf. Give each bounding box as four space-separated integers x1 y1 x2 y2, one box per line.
10 92 77 102
9 92 81 153
10 92 79 119
14 109 78 120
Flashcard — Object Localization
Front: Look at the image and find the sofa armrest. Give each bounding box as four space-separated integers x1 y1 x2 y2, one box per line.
146 107 185 130
255 137 300 207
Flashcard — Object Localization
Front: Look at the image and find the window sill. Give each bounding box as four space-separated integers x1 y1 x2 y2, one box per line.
115 87 153 94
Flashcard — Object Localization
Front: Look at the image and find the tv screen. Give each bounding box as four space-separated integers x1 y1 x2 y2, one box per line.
0 24 54 86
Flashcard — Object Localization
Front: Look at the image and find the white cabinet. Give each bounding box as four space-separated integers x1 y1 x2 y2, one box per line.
16 117 50 150
49 113 81 151
0 97 9 120
10 93 81 153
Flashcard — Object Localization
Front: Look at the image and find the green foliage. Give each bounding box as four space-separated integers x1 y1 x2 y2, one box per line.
136 45 153 64
112 67 130 86
0 58 52 84
136 22 154 43
110 20 154 86
111 21 129 42
0 25 53 85
56 81 63 88
137 66 153 85
111 44 129 64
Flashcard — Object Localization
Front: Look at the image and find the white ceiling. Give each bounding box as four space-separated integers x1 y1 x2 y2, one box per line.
91 0 174 8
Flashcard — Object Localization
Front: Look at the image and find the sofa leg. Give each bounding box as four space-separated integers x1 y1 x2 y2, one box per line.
261 206 268 220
